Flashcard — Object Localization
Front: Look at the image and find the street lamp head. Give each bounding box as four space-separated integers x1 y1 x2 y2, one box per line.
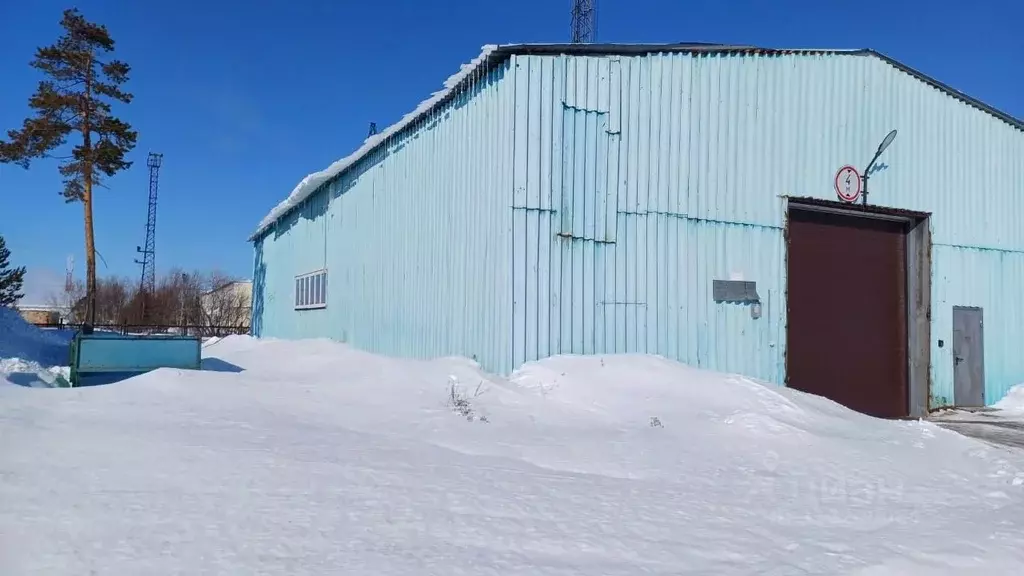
861 129 897 207
877 129 897 156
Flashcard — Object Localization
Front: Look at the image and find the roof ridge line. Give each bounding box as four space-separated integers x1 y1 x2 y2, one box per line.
251 44 1022 241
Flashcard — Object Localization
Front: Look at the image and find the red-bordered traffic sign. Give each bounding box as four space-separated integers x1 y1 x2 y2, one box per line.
834 165 862 203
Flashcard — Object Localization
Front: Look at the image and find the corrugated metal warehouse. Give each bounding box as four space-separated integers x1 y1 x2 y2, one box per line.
250 43 1024 419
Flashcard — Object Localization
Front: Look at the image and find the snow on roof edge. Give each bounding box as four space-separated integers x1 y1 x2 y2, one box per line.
247 42 850 241
251 42 1024 241
249 44 500 241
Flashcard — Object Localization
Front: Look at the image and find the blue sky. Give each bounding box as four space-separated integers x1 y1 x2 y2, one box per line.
1 0 1021 304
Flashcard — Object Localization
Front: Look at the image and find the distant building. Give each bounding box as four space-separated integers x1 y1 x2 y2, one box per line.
200 280 252 330
16 305 62 325
249 43 1024 419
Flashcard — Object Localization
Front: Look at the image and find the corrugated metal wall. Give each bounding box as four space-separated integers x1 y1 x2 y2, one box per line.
253 61 516 374
508 53 789 382
508 51 1024 402
931 247 1024 407
255 48 1024 405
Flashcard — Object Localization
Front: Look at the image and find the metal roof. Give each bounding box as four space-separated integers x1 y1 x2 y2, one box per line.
252 42 1022 240
492 43 1023 131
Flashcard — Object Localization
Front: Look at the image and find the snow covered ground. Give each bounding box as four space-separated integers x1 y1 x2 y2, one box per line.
2 335 1024 574
931 387 1024 450
996 385 1024 414
0 306 73 387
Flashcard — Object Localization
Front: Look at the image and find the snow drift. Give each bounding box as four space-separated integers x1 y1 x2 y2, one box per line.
995 384 1024 414
0 306 72 387
2 336 1023 574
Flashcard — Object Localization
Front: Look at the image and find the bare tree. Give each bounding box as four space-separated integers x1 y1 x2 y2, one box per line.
54 269 249 334
48 278 85 323
69 276 132 324
196 272 251 335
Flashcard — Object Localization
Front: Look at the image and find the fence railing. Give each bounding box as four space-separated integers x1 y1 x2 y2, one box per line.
31 321 250 338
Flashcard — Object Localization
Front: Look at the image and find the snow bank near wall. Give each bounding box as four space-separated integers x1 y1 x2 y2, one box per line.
995 384 1024 413
3 336 1024 574
0 306 70 364
0 306 72 387
250 45 498 240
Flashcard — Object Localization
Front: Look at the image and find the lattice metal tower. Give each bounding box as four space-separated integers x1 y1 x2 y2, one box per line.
64 254 74 293
135 152 163 296
570 0 597 43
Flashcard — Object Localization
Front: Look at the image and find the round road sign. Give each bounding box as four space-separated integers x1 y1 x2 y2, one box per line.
834 165 862 203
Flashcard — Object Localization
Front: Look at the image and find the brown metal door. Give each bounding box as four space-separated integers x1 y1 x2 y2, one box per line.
786 207 909 418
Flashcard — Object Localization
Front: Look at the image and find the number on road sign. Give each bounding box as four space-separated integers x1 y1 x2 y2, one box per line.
834 165 862 203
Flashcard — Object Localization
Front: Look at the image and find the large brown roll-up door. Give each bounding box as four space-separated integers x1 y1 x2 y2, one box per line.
786 207 909 418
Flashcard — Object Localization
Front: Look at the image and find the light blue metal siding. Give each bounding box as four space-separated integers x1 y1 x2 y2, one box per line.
931 246 1024 407
510 51 1024 403
254 62 515 373
254 192 332 340
509 53 786 383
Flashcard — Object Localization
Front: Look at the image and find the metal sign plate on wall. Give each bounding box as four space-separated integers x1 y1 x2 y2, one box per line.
834 165 862 203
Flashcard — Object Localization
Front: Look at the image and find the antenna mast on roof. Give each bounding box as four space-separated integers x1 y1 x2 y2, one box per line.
570 0 597 43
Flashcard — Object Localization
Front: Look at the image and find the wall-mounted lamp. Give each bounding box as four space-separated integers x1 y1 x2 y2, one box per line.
862 129 897 206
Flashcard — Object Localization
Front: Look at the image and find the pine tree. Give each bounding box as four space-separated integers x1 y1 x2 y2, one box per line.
0 8 138 324
0 235 26 307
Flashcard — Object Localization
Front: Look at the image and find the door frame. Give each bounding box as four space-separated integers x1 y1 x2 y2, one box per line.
952 305 986 407
785 197 932 418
